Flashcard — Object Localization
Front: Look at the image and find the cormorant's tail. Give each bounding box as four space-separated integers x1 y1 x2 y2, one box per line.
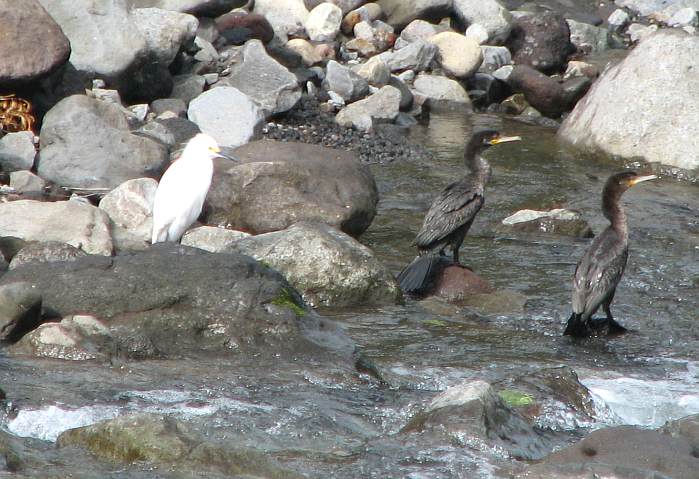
397 255 452 296
564 312 587 337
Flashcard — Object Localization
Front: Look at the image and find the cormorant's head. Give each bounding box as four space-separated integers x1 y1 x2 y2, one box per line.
469 129 522 151
607 171 657 194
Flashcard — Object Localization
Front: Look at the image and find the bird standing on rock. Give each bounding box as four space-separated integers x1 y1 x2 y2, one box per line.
397 129 522 295
151 133 232 244
565 171 657 337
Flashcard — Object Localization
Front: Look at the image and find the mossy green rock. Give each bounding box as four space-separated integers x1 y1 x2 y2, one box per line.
57 414 304 478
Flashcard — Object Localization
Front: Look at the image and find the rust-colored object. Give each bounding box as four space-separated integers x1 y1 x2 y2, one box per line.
0 94 35 133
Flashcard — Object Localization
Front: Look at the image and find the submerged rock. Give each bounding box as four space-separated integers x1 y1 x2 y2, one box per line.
404 380 553 460
207 140 378 237
559 30 699 170
57 414 304 478
0 200 113 256
226 222 401 308
501 209 593 237
1 244 358 360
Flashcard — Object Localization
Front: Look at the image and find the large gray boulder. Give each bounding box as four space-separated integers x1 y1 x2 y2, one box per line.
130 8 198 66
226 222 401 308
38 95 169 189
38 0 148 95
0 0 70 86
377 0 453 30
187 87 264 147
335 85 401 131
206 140 379 237
1 244 357 360
559 30 699 170
128 0 247 16
0 200 113 256
218 40 301 118
453 0 513 44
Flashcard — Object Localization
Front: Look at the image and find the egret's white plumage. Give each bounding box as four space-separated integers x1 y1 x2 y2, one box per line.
151 133 220 243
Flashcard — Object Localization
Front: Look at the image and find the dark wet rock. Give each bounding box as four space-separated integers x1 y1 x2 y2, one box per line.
226 222 401 308
560 30 699 170
170 73 205 105
377 0 452 30
506 65 568 118
39 95 169 189
388 75 414 111
0 200 112 256
432 264 495 299
323 60 370 102
130 0 247 17
522 425 699 479
98 178 158 252
9 171 47 195
335 85 401 131
479 45 513 73
453 0 513 44
404 380 553 460
1 244 357 360
501 209 593 237
566 19 610 54
375 39 438 72
413 73 472 111
506 12 575 74
0 132 36 173
218 40 301 118
8 315 115 360
0 282 42 343
560 75 592 109
261 96 430 164
467 73 509 108
150 98 187 118
206 140 378 237
153 117 201 146
497 366 597 427
57 414 304 478
188 87 265 148
181 226 250 253
0 0 70 87
39 0 148 96
9 242 88 270
215 12 274 46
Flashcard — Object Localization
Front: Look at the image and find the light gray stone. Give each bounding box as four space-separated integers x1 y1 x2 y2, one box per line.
0 132 36 172
465 23 489 44
99 178 158 252
669 7 699 26
567 19 610 53
131 8 198 65
335 85 401 131
429 31 482 78
559 30 699 170
128 0 247 17
376 0 452 30
181 226 250 252
0 200 113 255
479 45 512 73
375 39 437 72
607 8 630 31
9 171 47 194
323 60 370 102
396 19 438 48
188 87 265 148
252 0 309 39
453 0 513 44
355 57 391 86
627 22 658 42
305 2 343 41
38 0 148 94
413 73 472 110
219 40 301 118
226 222 401 308
39 95 169 189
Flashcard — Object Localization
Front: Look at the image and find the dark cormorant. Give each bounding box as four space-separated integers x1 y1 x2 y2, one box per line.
397 129 522 295
564 171 657 337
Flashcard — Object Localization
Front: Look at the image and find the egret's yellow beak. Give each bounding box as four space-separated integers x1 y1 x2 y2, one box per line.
629 174 657 186
489 135 522 145
210 146 221 154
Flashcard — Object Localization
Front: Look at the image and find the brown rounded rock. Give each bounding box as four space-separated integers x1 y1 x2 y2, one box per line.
215 12 274 45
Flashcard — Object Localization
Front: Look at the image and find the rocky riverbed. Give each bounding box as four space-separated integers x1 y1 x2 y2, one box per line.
0 0 698 478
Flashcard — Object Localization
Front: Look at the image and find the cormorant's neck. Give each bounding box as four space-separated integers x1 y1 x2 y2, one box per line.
464 146 491 183
602 188 628 237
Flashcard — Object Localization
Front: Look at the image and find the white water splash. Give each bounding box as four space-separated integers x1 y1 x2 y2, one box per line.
7 404 121 442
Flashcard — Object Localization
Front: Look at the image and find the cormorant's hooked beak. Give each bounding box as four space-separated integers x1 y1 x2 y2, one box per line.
489 135 522 145
629 174 657 186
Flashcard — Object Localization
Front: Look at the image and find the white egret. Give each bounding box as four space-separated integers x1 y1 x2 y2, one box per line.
151 133 232 243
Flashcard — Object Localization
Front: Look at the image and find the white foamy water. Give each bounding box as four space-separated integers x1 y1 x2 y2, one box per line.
581 360 699 428
7 404 121 442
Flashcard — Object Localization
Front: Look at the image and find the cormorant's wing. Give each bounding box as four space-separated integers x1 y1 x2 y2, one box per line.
415 180 484 248
572 227 629 320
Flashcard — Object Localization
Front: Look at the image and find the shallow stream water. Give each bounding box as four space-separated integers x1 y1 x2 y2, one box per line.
1 111 698 478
